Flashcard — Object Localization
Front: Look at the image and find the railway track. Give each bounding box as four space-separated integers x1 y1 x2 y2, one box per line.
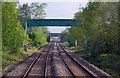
57 42 113 78
56 43 94 78
2 42 113 78
3 43 53 78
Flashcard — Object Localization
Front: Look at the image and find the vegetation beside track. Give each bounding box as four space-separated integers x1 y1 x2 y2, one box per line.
2 2 48 70
63 44 120 77
76 51 120 78
62 2 120 77
2 47 37 70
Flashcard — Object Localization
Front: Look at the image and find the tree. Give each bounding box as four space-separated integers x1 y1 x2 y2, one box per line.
30 3 47 19
67 2 119 56
18 2 49 48
2 2 25 52
18 3 47 23
28 27 49 47
0 2 2 53
18 3 31 23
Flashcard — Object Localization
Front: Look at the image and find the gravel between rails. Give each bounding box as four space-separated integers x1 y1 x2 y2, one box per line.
57 43 93 78
28 52 48 76
52 52 72 76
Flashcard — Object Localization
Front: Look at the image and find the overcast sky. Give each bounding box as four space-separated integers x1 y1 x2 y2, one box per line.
19 1 89 33
45 2 88 33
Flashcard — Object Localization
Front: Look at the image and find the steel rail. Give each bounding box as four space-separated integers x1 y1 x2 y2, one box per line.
57 42 96 78
44 42 54 77
56 43 76 78
22 43 52 78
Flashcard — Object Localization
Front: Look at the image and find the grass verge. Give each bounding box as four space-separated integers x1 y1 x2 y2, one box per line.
76 51 120 78
2 47 37 70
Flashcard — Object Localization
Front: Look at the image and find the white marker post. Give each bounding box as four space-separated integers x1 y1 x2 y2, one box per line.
75 40 78 52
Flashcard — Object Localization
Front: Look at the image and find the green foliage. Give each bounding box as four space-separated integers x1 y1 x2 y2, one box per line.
68 2 120 77
2 2 25 52
33 31 45 46
61 29 68 42
30 3 47 19
18 3 49 48
18 2 47 23
18 3 31 23
0 4 1 70
2 48 26 69
84 54 120 77
28 27 48 48
68 2 119 56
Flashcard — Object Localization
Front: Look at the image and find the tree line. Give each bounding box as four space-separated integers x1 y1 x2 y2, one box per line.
63 2 120 76
67 2 119 57
2 2 49 53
